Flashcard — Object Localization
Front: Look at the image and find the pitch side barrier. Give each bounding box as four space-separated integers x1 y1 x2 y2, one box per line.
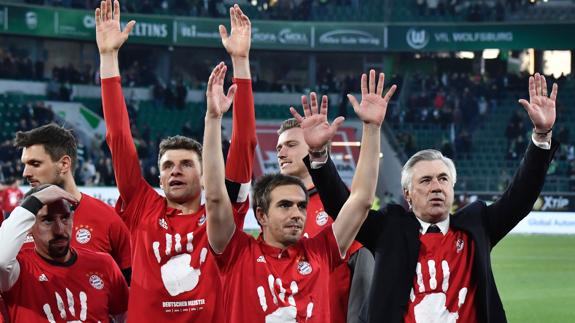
1 3 575 51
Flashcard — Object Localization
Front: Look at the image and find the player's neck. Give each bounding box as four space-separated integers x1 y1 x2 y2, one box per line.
299 173 314 190
63 177 82 201
36 248 73 264
166 197 201 215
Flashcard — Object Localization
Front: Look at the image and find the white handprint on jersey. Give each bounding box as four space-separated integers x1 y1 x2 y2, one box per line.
256 274 314 323
412 260 468 323
42 288 99 323
152 232 208 296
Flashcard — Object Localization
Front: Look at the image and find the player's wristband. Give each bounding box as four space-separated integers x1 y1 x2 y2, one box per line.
20 196 44 215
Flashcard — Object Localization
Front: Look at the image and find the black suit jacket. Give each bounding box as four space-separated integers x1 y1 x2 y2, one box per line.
305 140 558 323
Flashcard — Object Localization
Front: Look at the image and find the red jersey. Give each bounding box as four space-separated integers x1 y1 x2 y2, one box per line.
0 295 7 323
305 188 362 323
72 193 131 270
215 225 343 323
102 76 254 322
20 194 132 271
1 187 23 214
2 248 128 322
404 229 478 323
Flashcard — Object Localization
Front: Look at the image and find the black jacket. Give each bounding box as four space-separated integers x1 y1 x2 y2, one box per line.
305 140 558 323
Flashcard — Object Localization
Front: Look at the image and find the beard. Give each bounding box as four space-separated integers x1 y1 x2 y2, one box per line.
48 237 70 259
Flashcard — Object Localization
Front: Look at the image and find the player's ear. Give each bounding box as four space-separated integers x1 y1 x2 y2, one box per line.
255 207 268 226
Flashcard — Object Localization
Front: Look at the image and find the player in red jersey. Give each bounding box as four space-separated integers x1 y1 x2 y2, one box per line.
0 178 23 220
205 65 395 322
0 184 128 322
14 124 132 283
97 1 255 321
277 95 375 323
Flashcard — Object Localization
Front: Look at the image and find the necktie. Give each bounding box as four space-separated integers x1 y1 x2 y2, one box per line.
426 224 441 234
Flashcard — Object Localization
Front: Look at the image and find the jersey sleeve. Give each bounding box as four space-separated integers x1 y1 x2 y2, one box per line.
304 225 344 272
107 216 132 270
105 255 129 315
225 78 256 206
101 77 157 227
212 227 252 274
0 207 35 292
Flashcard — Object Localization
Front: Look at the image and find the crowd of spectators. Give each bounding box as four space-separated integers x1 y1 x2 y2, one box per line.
414 0 553 22
19 0 570 22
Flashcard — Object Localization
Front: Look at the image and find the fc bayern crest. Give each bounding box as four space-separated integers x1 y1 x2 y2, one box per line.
89 274 104 290
456 238 464 253
198 214 206 226
297 261 313 276
316 211 329 226
76 228 92 244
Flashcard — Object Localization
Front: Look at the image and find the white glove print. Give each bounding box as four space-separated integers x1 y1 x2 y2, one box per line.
256 274 314 323
42 288 99 323
412 260 468 323
153 232 208 296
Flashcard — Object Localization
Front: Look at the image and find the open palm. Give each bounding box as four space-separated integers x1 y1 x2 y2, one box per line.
348 70 397 126
219 4 251 58
206 62 237 119
95 0 135 54
518 73 557 132
289 93 344 150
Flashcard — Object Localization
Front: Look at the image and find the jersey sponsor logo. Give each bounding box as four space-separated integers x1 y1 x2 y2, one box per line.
315 211 329 226
75 228 92 244
456 239 464 253
89 274 104 290
297 261 312 276
38 273 48 282
159 218 168 230
257 255 266 263
198 214 206 226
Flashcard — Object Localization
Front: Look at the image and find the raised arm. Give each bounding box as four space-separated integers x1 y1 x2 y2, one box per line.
0 186 77 292
331 70 396 256
96 0 142 203
220 5 256 205
204 63 238 254
290 93 345 220
486 73 559 245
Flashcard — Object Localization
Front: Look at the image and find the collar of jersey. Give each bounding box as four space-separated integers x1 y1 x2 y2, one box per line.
257 234 299 259
165 204 205 217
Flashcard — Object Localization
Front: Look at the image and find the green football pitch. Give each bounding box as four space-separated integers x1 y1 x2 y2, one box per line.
492 234 575 322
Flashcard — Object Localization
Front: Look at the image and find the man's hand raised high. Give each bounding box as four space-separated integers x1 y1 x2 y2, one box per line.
347 70 397 127
219 4 251 59
290 93 345 151
206 62 237 120
95 0 135 55
518 73 558 134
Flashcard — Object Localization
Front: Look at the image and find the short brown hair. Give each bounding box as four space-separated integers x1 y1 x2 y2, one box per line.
14 123 78 171
158 135 203 166
252 173 308 215
277 118 300 135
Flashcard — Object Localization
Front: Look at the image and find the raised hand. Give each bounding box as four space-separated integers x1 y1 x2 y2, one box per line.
347 70 397 127
518 73 558 133
95 0 135 54
206 62 237 119
289 93 345 151
219 4 251 59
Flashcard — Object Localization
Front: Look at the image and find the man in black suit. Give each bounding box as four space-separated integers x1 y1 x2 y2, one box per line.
299 73 559 322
